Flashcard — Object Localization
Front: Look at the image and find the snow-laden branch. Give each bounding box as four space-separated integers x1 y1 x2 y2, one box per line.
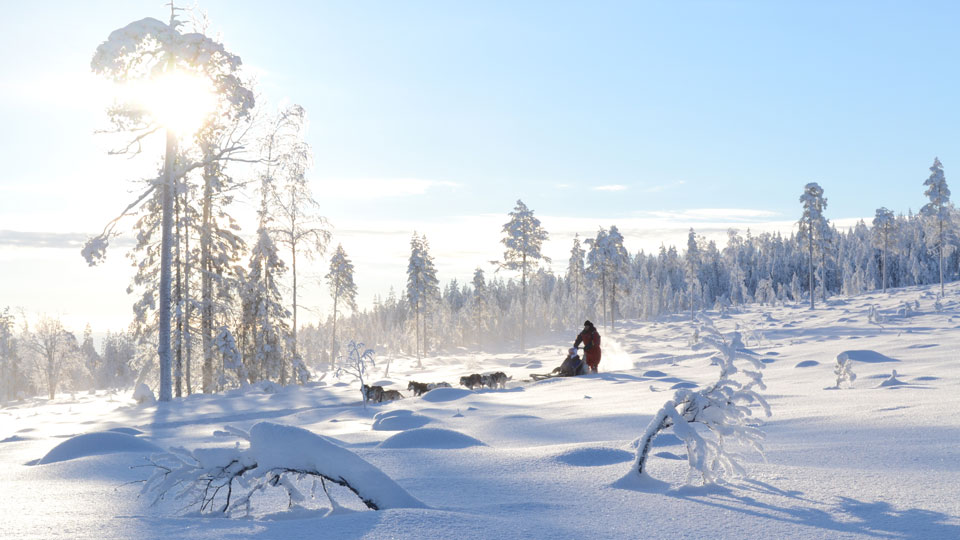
630 315 771 484
141 422 425 515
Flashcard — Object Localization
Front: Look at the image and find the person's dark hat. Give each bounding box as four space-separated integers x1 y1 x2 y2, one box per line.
583 320 593 327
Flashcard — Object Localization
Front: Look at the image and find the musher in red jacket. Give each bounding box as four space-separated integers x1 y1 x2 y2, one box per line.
573 320 601 373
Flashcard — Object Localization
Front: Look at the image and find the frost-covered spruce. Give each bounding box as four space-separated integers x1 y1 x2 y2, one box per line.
872 207 896 293
406 233 439 365
584 226 631 331
799 182 829 310
566 235 586 327
326 244 357 369
832 352 856 389
921 157 954 297
631 315 770 484
472 268 488 350
214 326 247 389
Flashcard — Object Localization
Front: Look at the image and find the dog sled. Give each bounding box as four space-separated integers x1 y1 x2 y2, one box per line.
530 348 587 380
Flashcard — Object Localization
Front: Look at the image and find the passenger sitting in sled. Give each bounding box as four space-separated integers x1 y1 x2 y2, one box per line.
552 347 588 377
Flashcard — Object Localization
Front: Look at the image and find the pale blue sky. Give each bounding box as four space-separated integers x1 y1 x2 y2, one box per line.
1 1 958 332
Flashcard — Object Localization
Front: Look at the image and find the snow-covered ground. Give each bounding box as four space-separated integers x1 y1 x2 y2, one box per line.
2 284 960 539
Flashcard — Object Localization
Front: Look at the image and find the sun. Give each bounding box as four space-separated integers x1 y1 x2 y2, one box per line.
123 71 218 135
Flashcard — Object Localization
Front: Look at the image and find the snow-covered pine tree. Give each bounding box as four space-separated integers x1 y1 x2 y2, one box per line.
326 244 357 366
0 308 25 402
406 233 439 365
586 228 610 329
196 143 247 394
799 182 829 309
872 207 896 293
566 234 586 327
472 268 487 350
241 171 290 384
87 10 254 401
80 325 101 389
921 158 954 297
605 226 631 330
499 200 550 351
214 326 247 390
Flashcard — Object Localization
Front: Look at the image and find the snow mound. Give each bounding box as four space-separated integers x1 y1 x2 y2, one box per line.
556 447 633 467
37 431 162 465
643 370 668 378
378 428 486 449
249 380 282 394
249 422 426 509
419 387 473 402
1 435 31 443
840 350 900 363
653 451 685 460
795 360 820 368
670 382 698 389
371 410 431 431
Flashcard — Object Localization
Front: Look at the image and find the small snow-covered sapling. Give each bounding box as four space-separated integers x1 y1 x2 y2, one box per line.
833 352 856 389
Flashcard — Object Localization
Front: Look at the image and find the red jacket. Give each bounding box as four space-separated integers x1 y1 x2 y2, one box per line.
574 327 601 367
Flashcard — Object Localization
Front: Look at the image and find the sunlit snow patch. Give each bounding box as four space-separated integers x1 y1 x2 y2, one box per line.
37 431 162 464
419 387 473 402
378 427 486 449
371 409 431 431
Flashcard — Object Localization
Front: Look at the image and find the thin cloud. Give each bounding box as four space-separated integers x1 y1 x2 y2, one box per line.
639 208 781 222
319 178 460 199
593 184 628 192
0 230 134 249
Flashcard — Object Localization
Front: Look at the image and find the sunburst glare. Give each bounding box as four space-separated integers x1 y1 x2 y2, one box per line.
121 71 217 135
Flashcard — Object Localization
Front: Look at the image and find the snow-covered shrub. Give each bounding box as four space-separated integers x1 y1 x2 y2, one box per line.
335 340 375 407
140 422 425 515
898 301 918 318
832 352 856 389
291 354 311 385
215 327 247 390
133 383 156 405
867 304 884 325
879 370 906 387
630 315 770 484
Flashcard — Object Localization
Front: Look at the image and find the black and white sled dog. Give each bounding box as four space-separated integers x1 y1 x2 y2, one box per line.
408 381 453 396
482 371 508 389
459 373 484 389
362 384 404 403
